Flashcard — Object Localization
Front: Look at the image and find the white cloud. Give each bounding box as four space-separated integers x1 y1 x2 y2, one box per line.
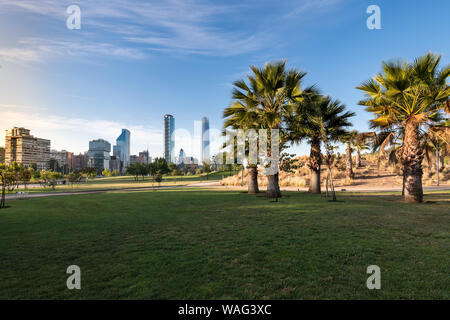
0 104 163 157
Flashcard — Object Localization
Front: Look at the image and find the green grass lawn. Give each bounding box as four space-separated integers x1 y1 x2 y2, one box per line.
7 170 237 194
0 189 449 299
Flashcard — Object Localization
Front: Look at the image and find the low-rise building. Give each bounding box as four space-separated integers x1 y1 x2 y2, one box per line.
129 155 138 166
73 153 88 171
87 139 111 173
109 155 121 173
50 149 74 173
5 127 50 170
138 150 150 165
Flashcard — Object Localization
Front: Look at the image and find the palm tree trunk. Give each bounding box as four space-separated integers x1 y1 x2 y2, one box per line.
247 165 259 194
356 149 361 168
402 120 424 203
346 144 354 179
274 172 281 198
266 174 278 198
309 135 321 194
436 148 439 186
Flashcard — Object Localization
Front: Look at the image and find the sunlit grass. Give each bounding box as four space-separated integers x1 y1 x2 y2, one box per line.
0 190 448 299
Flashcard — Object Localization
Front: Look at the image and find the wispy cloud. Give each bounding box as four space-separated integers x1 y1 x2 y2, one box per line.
0 38 146 64
0 0 343 63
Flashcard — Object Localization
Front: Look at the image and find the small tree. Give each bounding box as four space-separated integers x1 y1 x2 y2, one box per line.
0 163 20 209
154 172 163 189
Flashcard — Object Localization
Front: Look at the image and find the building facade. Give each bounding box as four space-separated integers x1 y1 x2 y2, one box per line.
138 150 150 165
109 155 121 173
113 129 130 171
129 155 138 166
87 139 111 173
5 127 50 170
177 148 186 165
50 150 74 173
73 153 88 171
164 114 175 163
201 117 210 164
0 147 5 163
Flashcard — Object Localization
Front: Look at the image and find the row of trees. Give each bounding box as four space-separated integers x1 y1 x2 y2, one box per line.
126 157 169 181
0 164 99 209
223 53 449 203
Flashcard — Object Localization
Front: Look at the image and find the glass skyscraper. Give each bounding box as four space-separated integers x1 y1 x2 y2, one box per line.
164 114 175 163
113 129 131 170
201 117 210 164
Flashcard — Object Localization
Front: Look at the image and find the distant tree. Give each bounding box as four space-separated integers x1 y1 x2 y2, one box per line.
202 161 212 173
67 171 82 187
339 130 358 180
102 168 112 177
126 164 139 181
18 164 33 190
153 157 170 174
153 172 163 188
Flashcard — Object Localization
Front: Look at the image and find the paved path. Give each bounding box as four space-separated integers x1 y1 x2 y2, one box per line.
5 181 450 200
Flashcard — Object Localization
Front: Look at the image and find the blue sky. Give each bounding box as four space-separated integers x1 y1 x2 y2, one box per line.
0 0 449 158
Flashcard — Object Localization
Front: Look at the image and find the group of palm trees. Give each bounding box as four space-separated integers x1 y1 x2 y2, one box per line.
223 53 449 203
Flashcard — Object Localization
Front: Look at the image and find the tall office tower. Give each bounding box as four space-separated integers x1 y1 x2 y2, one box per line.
113 129 131 170
5 127 50 170
87 139 111 173
201 117 210 164
178 148 186 165
164 114 175 163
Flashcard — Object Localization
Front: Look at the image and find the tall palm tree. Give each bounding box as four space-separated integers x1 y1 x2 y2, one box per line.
229 61 307 198
357 53 449 203
223 97 260 193
288 94 354 193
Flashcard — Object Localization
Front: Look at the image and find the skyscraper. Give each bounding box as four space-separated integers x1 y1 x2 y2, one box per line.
178 148 186 165
164 114 175 163
201 117 210 164
113 129 130 171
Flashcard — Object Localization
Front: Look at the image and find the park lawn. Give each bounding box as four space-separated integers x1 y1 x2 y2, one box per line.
0 189 448 299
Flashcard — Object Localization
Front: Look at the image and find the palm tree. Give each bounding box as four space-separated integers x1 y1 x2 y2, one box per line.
424 120 450 185
339 130 358 179
223 97 260 193
288 94 354 193
229 61 307 198
354 132 376 168
357 53 449 203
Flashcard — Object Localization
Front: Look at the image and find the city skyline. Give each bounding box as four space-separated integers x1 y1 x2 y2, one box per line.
0 1 449 157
